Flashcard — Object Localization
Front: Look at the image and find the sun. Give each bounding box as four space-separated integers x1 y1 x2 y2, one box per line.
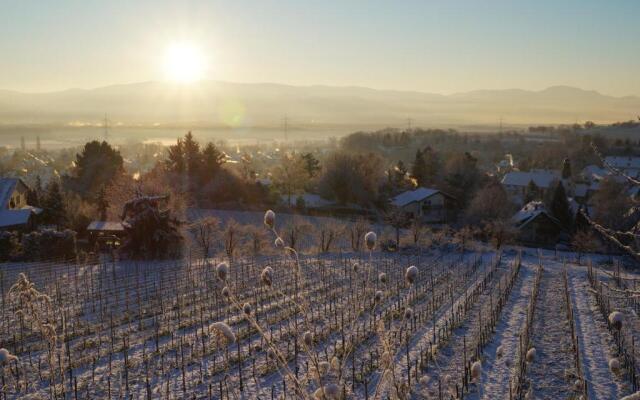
163 42 206 83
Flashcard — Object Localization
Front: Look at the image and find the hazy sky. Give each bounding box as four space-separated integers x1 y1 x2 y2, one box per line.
1 0 639 96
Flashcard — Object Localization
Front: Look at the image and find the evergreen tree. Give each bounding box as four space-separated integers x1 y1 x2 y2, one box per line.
182 131 201 179
423 146 440 185
301 153 321 178
96 186 109 221
548 181 573 230
42 181 67 228
201 142 225 182
64 140 124 199
524 180 540 203
27 175 42 207
166 138 185 174
410 149 427 186
561 158 572 179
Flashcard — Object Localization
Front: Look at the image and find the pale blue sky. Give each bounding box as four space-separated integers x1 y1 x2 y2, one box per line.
1 0 639 95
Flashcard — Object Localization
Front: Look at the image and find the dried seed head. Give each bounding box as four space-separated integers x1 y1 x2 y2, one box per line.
216 262 229 281
573 379 583 392
221 286 230 297
405 265 418 285
352 263 359 273
608 311 623 330
404 307 413 320
364 231 377 251
374 290 383 303
609 357 621 374
318 361 330 376
322 383 340 400
267 348 276 359
274 237 285 248
496 344 504 358
261 267 274 286
526 347 536 363
242 302 252 316
210 322 236 344
303 331 313 347
264 210 276 229
471 360 482 380
330 356 340 371
378 272 387 283
0 348 17 364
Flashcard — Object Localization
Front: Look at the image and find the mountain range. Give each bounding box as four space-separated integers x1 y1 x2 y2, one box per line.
1 81 638 127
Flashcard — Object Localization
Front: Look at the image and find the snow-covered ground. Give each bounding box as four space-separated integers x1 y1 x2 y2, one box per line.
0 245 637 399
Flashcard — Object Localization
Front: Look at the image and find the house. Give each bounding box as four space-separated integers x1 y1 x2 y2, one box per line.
87 221 126 250
501 170 561 203
603 156 640 178
0 178 41 231
391 187 457 223
512 201 563 246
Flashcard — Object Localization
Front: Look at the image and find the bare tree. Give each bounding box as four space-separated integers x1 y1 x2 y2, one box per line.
223 218 240 259
190 216 219 257
316 220 344 253
385 209 408 249
242 224 268 256
410 218 426 246
348 217 370 251
579 143 640 262
484 219 517 250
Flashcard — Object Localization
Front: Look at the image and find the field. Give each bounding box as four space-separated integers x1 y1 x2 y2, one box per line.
0 242 639 399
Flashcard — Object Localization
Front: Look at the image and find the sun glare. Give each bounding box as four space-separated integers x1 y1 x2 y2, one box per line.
163 42 206 83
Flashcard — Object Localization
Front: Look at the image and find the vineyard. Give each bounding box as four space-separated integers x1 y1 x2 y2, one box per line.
0 221 639 399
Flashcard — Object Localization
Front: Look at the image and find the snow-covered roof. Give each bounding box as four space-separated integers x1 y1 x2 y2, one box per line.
501 170 560 189
0 209 32 228
582 165 609 181
0 178 21 209
391 187 444 207
512 201 560 228
604 156 640 170
87 221 125 232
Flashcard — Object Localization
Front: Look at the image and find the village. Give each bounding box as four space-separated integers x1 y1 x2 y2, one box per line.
0 125 639 263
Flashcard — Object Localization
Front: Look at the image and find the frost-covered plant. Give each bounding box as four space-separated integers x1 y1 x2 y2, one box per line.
210 322 236 344
216 261 229 281
526 347 536 363
365 231 377 251
496 344 504 358
609 357 621 374
261 266 274 286
471 360 482 381
405 265 418 285
608 311 623 330
0 349 18 365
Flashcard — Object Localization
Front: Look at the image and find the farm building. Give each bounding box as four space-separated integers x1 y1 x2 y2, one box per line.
391 187 457 223
0 177 41 231
512 201 563 246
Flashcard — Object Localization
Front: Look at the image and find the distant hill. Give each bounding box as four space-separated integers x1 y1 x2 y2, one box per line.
1 81 639 127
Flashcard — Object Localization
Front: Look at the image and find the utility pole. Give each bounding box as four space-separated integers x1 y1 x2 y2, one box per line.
283 115 288 142
20 136 25 152
36 136 41 151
